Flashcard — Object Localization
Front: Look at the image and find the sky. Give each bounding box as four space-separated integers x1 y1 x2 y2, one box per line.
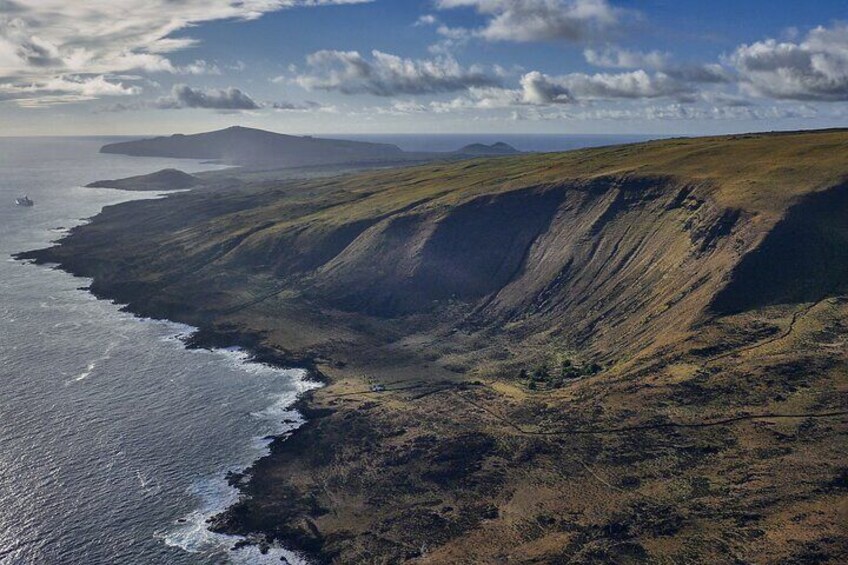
1 0 847 136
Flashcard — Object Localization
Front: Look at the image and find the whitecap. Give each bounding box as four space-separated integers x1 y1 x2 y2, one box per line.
74 361 96 381
159 474 309 564
158 351 320 563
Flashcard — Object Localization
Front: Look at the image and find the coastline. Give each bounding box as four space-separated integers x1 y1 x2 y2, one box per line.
14 131 848 563
16 219 334 563
14 209 504 564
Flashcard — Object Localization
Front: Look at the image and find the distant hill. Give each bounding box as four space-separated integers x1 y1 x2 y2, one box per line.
86 169 200 191
100 126 406 167
455 142 519 156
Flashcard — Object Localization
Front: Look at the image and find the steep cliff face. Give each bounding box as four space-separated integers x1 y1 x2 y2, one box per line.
192 175 757 360
465 177 750 358
313 186 566 315
711 182 848 314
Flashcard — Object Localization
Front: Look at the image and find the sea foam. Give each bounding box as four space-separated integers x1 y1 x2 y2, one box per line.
156 339 319 564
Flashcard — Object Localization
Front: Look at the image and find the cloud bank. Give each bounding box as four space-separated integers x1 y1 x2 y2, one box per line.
296 50 500 96
731 23 848 101
0 0 371 104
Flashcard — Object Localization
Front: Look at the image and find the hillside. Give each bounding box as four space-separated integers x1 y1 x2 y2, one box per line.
19 129 848 564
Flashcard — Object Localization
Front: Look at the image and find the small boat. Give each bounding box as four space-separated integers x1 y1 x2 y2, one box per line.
15 196 34 207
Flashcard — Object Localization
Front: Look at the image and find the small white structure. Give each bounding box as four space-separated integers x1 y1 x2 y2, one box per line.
370 384 385 393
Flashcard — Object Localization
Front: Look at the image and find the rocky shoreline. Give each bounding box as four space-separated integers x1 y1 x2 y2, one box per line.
16 244 337 562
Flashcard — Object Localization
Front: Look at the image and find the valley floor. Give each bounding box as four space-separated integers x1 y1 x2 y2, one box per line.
206 289 848 564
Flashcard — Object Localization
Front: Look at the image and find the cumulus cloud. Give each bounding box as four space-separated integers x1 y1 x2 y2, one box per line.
524 69 693 103
663 63 732 85
565 70 696 100
730 22 848 101
520 71 574 104
0 0 370 104
295 49 500 95
154 84 260 110
432 67 700 112
435 0 626 43
584 46 732 85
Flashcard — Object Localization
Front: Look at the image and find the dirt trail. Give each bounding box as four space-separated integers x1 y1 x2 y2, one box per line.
452 391 848 437
706 299 826 365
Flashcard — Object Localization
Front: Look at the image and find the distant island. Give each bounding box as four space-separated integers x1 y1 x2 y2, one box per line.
21 129 848 564
86 168 200 191
100 125 521 169
455 141 520 155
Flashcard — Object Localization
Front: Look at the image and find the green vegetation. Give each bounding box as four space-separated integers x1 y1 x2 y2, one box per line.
521 355 603 390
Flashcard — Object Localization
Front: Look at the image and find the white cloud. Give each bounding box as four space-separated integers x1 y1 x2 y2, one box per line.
295 49 500 96
550 102 820 122
428 25 472 55
730 22 848 101
1 74 140 106
451 69 694 109
520 71 574 104
435 0 626 43
415 14 438 26
584 46 669 69
562 70 694 99
472 70 694 106
177 60 222 76
0 0 371 105
584 46 732 85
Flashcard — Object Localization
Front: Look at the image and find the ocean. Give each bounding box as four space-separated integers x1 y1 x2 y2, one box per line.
0 133 656 564
0 137 314 565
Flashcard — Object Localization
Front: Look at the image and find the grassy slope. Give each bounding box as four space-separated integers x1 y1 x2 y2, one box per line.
20 129 848 564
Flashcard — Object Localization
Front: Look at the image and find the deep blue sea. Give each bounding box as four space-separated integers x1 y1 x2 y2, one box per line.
0 133 656 564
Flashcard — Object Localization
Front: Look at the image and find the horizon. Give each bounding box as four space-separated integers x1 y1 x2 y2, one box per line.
2 1 847 136
3 124 846 140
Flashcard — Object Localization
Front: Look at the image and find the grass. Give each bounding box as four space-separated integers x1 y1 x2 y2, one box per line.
210 130 848 241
